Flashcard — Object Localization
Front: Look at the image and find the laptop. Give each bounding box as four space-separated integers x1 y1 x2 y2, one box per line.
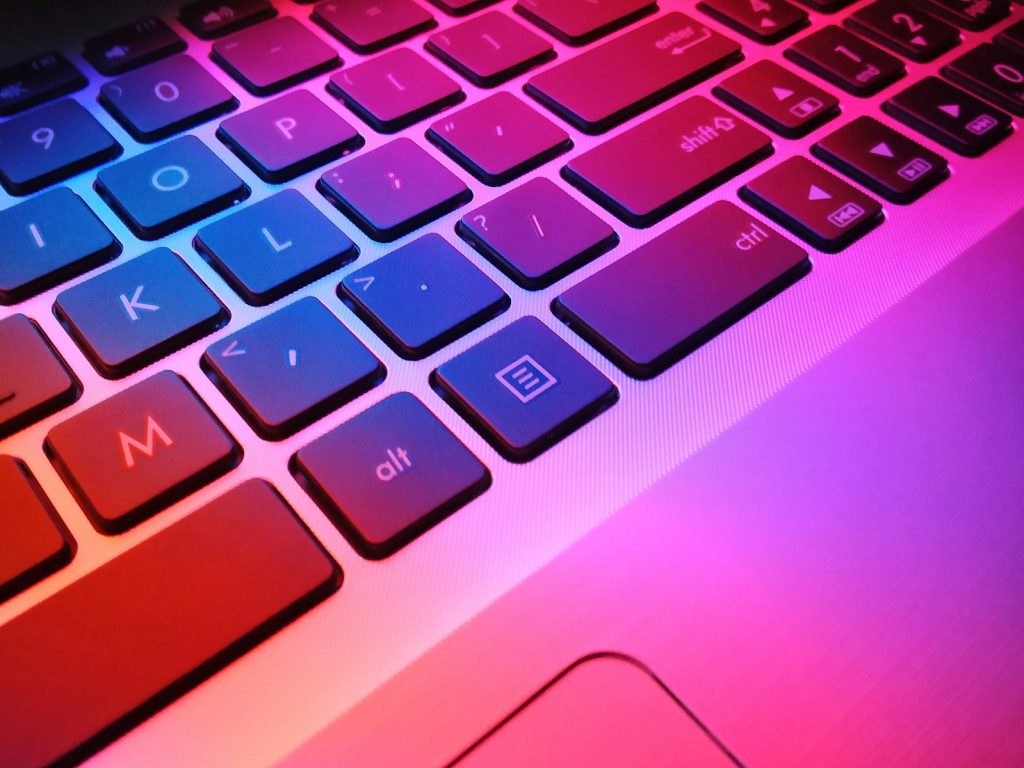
1 0 1022 765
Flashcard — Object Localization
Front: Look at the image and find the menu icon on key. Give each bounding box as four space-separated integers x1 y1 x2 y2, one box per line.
496 354 557 403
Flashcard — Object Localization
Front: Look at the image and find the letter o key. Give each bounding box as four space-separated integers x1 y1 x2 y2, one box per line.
154 80 180 102
151 165 190 192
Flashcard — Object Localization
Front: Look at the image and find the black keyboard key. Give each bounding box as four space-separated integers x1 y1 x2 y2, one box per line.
846 0 959 61
99 55 237 142
0 478 338 768
313 0 437 54
996 19 1024 55
318 138 471 242
698 0 808 44
0 456 73 603
340 233 509 358
786 26 905 96
180 0 277 39
218 90 362 183
563 96 772 228
293 392 489 558
204 297 383 439
740 155 884 252
426 11 555 87
0 188 120 305
553 201 809 378
0 52 86 117
196 189 357 305
427 92 571 185
943 44 1024 115
883 76 1013 156
328 48 464 133
212 17 340 96
812 116 948 203
0 315 80 439
55 248 228 378
796 0 857 13
514 0 656 45
95 135 249 240
911 0 1008 30
526 13 742 134
433 316 617 461
428 0 501 14
0 99 121 196
458 177 618 289
714 60 839 138
83 17 187 76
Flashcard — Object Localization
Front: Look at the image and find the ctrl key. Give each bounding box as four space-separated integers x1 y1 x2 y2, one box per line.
292 393 490 559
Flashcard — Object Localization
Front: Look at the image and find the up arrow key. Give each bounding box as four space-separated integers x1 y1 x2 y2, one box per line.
869 141 895 158
808 184 832 201
120 285 160 321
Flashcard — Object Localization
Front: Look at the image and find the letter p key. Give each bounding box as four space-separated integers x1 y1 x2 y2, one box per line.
275 116 297 141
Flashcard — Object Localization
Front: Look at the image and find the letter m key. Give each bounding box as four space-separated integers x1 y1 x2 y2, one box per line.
119 415 174 468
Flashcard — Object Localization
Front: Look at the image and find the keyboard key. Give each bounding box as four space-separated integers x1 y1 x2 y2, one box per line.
428 0 501 14
313 0 436 54
0 52 86 117
46 371 240 532
55 248 228 378
812 116 948 203
713 60 839 138
0 188 120 305
0 456 73 603
553 201 809 378
942 44 1024 115
212 17 340 96
83 17 186 76
425 11 555 87
433 317 617 460
698 0 809 44
427 93 571 185
0 99 121 196
740 155 884 252
514 0 656 45
457 177 618 289
204 298 383 439
795 0 857 12
318 138 471 242
525 13 742 134
95 135 250 240
293 392 489 558
845 0 959 61
883 76 1013 156
785 25 905 96
0 315 80 439
180 0 277 39
996 19 1024 55
99 55 237 142
340 233 509 359
563 96 772 228
911 0 1008 30
0 478 338 768
328 48 463 133
196 190 357 305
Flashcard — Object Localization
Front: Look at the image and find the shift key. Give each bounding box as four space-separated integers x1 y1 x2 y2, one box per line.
554 201 810 378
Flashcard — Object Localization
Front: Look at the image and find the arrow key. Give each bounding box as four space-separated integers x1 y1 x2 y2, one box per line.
846 0 959 62
698 0 808 44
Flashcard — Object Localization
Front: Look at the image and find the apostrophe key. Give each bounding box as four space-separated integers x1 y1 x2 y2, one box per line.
180 0 277 39
0 52 86 117
942 44 1024 115
514 0 656 45
845 0 959 62
83 17 186 75
698 0 809 44
313 0 437 54
785 25 905 96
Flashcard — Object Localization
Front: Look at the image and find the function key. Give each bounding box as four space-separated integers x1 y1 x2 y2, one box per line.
0 52 86 117
740 155 884 252
212 17 340 96
698 0 809 44
713 60 839 138
425 11 555 88
432 316 618 461
0 99 121 196
514 0 656 46
99 55 237 142
786 25 905 96
812 116 948 203
427 0 502 16
996 20 1024 55
180 0 277 39
292 392 490 558
942 43 1024 115
910 0 1008 31
0 315 80 439
340 233 509 359
845 0 959 61
204 297 383 439
0 188 120 305
883 76 1012 156
458 177 618 290
95 135 249 240
83 17 186 76
55 247 228 378
313 0 437 54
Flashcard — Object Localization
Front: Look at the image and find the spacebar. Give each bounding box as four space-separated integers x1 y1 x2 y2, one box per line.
0 480 341 768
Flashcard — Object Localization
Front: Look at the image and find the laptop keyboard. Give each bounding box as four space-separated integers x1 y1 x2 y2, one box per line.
0 0 1019 763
